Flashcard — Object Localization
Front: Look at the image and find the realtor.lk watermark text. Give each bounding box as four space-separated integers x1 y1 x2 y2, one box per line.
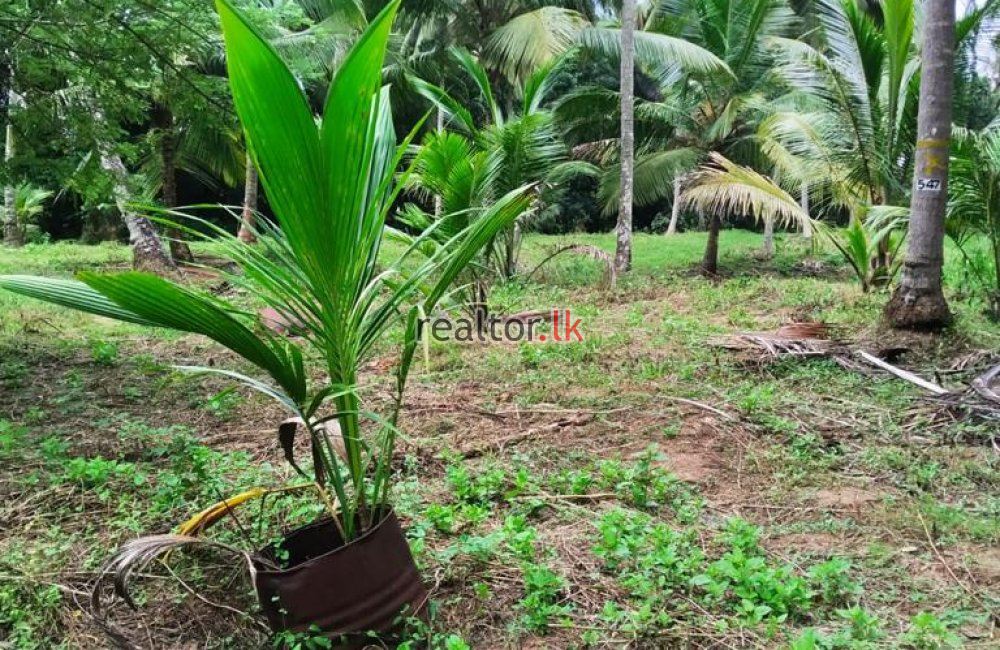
419 309 584 344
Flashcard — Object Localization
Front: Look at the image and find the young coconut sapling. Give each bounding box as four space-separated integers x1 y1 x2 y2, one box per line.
0 0 532 574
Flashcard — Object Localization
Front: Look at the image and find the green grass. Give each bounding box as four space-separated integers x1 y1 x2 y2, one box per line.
1 232 999 649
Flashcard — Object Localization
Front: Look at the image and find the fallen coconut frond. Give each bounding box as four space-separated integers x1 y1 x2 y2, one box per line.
92 535 257 613
855 351 950 395
774 321 846 340
854 353 1000 427
948 349 999 372
572 139 618 164
710 322 850 362
176 484 313 537
501 309 553 325
925 363 1000 425
971 364 1000 406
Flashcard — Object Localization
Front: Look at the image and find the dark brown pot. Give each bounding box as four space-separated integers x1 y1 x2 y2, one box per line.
253 509 428 649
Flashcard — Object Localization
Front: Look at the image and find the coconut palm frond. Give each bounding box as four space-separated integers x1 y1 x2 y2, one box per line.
681 153 812 231
955 0 1000 46
571 139 619 165
175 484 313 538
545 160 601 185
867 205 910 239
553 86 621 145
450 47 502 126
577 26 731 76
947 127 1000 271
600 147 700 215
92 535 255 612
773 59 881 199
485 7 587 84
405 131 501 236
409 76 477 134
527 243 617 288
14 184 54 222
485 111 566 196
178 119 245 188
757 111 846 183
879 0 915 155
269 16 359 78
521 57 562 115
294 0 365 26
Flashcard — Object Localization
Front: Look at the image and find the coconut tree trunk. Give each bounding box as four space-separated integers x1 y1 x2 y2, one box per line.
503 220 522 279
89 101 173 271
885 0 954 329
666 175 682 235
238 154 258 243
702 214 721 275
762 216 775 258
99 150 176 274
154 104 193 263
3 120 18 246
614 0 636 273
3 86 22 247
801 180 812 239
434 107 444 218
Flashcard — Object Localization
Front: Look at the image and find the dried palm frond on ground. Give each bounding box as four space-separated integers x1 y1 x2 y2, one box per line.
717 321 1000 435
947 349 1000 373
713 323 1000 443
710 321 850 362
925 364 1000 428
853 351 1000 436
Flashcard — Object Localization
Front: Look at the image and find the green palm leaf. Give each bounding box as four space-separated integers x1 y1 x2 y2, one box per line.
217 0 325 285
485 7 587 84
577 26 731 77
599 148 699 215
80 271 305 402
681 153 813 231
0 276 157 327
451 48 502 127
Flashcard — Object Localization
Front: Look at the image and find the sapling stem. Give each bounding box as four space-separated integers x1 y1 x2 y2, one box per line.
312 483 345 539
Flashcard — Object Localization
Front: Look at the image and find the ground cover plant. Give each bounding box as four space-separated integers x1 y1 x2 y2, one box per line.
2 232 998 648
4 0 1000 647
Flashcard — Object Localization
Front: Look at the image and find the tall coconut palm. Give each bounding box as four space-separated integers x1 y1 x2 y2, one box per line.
884 0 956 328
571 0 795 274
674 2 995 293
616 0 637 273
761 0 922 240
758 0 996 272
393 0 614 84
3 86 23 246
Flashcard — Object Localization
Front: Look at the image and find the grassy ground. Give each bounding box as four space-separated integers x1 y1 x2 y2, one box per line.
1 232 999 649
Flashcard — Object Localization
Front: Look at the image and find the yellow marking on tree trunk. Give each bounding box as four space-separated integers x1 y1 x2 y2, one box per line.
916 138 949 149
921 152 947 176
